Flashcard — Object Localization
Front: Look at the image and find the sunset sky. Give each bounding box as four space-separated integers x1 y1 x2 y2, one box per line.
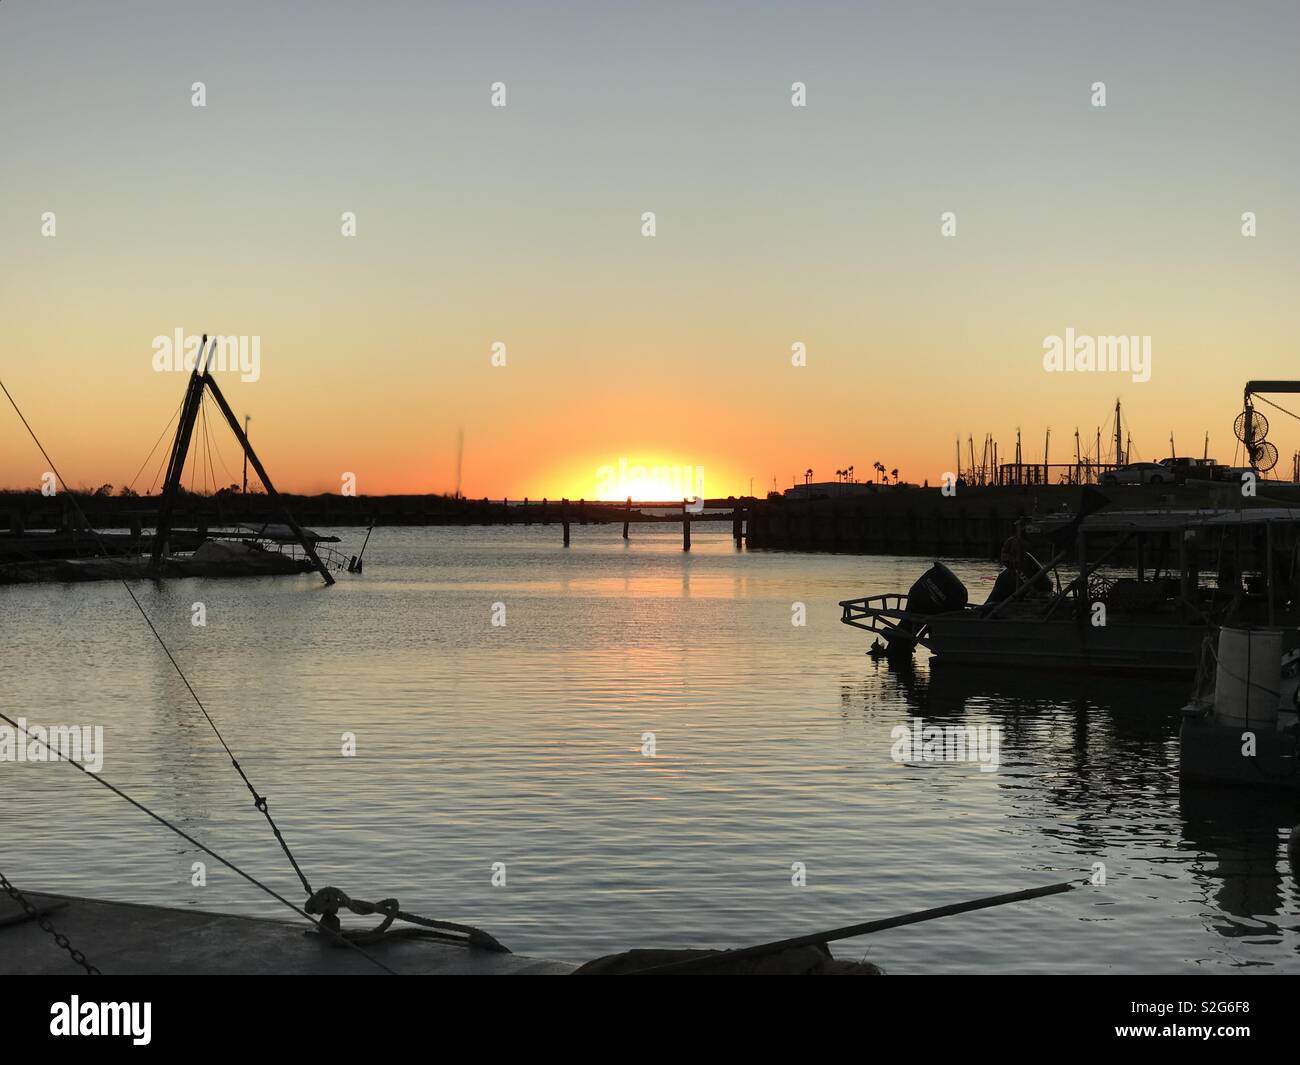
2 1 1298 499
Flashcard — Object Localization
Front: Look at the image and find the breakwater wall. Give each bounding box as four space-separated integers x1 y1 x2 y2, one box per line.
744 486 1063 559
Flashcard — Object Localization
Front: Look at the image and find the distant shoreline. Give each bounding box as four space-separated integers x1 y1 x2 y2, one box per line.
6 482 1298 564
0 489 757 532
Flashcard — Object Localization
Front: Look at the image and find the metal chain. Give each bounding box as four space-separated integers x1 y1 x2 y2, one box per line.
0 870 101 975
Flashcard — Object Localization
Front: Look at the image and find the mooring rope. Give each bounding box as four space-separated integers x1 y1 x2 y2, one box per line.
0 711 398 975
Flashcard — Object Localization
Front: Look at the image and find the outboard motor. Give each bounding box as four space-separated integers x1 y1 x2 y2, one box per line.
893 562 968 649
905 562 968 617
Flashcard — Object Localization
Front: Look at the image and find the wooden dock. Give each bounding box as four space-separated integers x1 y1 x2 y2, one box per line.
3 892 573 975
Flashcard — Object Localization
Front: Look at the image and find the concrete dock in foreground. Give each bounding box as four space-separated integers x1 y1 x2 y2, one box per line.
3 892 573 975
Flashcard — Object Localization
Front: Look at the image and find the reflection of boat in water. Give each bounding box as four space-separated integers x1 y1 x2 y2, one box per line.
1179 627 1300 791
921 657 1189 713
841 500 1300 677
1179 781 1300 920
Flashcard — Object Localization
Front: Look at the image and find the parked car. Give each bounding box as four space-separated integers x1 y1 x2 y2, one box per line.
1101 462 1170 486
1158 456 1222 484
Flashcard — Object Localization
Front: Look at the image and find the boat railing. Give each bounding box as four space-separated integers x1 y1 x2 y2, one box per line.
264 541 354 573
839 592 909 618
838 593 931 647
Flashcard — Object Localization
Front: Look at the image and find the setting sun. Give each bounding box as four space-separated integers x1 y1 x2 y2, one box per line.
4 0 1300 997
593 457 706 502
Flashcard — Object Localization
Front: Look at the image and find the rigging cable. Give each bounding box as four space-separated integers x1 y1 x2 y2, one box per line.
203 390 242 488
200 394 214 495
146 426 174 495
125 397 184 496
198 397 207 495
1252 392 1300 424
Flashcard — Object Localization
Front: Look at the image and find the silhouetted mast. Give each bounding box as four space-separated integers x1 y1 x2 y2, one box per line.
152 335 335 586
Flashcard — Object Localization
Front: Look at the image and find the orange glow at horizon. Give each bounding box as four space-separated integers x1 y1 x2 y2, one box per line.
2 5 1298 501
591 458 705 502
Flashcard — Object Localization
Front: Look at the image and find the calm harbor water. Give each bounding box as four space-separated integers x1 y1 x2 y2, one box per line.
3 525 1298 973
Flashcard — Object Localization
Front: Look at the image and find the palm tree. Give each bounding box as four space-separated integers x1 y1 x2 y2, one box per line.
890 468 899 484
873 461 884 484
804 468 813 485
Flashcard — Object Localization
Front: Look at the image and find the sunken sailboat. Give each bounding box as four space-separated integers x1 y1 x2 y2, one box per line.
1 335 360 584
